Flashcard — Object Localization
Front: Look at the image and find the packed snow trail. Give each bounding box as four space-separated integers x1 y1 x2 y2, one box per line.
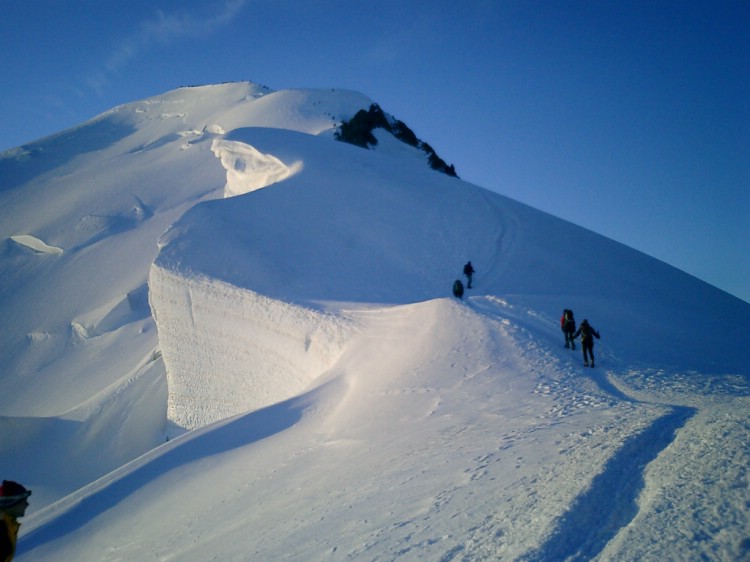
520 406 696 561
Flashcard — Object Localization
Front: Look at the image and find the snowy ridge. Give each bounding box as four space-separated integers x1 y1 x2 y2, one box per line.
1 83 749 560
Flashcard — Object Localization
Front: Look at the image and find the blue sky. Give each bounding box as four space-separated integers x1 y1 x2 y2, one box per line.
1 0 748 303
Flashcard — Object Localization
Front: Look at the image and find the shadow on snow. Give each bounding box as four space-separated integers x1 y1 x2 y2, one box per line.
20 393 306 554
520 405 696 561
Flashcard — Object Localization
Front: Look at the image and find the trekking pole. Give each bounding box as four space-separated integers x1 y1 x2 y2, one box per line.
568 340 575 369
570 333 577 369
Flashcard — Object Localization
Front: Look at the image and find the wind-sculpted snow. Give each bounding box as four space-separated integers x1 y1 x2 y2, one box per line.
211 138 303 197
148 266 355 430
9 234 63 254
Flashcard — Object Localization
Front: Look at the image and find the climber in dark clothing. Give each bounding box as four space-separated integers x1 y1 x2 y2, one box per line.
452 279 464 299
463 261 475 289
560 309 576 349
573 319 600 367
1 480 31 562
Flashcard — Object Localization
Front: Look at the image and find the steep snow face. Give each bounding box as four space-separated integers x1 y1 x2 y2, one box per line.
148 266 354 430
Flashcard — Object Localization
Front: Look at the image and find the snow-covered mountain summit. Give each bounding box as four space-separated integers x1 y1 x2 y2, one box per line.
1 82 749 561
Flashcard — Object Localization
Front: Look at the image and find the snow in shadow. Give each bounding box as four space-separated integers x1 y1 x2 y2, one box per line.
20 395 305 553
0 116 136 193
520 405 696 561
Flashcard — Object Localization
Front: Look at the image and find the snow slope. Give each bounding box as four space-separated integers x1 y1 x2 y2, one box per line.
1 82 749 561
0 83 370 504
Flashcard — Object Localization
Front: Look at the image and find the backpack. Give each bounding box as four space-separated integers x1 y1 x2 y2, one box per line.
579 322 600 341
453 279 464 297
562 310 575 332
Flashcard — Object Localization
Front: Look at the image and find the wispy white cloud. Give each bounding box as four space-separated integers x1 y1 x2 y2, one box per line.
87 0 247 94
